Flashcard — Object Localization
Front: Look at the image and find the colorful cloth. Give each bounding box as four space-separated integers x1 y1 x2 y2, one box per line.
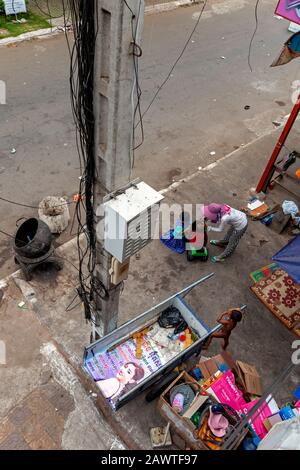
251 268 300 336
250 263 278 283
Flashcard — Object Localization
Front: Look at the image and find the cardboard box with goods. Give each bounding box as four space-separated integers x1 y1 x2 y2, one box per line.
182 394 209 419
158 371 209 450
236 361 262 397
197 353 262 397
158 370 247 450
198 351 237 380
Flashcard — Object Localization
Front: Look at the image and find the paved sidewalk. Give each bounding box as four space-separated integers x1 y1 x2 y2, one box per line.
0 381 74 450
0 282 125 450
1 122 299 449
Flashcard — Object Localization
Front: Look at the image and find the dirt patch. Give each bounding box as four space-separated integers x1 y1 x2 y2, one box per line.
275 100 286 107
168 167 182 182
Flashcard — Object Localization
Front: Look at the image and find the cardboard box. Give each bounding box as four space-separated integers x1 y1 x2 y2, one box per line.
198 351 237 380
182 394 208 419
236 361 262 396
198 359 219 380
158 371 209 450
263 412 283 432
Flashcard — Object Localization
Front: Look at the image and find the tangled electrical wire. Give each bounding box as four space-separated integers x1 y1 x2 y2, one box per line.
248 0 260 72
136 0 208 127
0 195 73 210
61 0 146 322
62 0 109 322
124 0 144 168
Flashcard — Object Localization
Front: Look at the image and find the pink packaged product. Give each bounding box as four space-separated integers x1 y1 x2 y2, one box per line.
241 397 279 439
207 370 246 415
172 393 185 413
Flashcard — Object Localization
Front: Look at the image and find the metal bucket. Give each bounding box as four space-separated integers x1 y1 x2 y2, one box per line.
14 218 53 259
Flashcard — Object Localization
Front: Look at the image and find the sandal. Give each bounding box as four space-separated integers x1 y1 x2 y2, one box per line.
211 256 224 263
210 240 227 247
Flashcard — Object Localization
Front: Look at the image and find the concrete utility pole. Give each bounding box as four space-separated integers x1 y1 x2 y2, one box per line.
92 0 144 338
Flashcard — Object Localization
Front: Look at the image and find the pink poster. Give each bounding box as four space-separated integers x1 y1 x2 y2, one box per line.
207 371 246 415
241 398 279 439
276 0 300 25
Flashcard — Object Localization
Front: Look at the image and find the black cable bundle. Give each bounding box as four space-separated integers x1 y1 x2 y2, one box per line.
63 0 108 322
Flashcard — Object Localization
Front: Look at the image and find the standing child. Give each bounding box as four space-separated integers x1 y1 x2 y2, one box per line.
202 308 243 350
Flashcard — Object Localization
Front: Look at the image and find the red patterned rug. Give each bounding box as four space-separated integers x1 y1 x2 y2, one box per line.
251 268 300 338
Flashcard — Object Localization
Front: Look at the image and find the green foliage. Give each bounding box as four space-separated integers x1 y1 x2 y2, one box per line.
0 8 50 38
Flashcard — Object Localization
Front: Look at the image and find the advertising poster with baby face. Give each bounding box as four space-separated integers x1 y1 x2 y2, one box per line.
85 336 164 409
276 0 300 24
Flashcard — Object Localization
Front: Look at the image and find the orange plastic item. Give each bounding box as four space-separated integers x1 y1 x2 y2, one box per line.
184 329 193 349
296 169 300 180
133 329 148 359
73 193 84 203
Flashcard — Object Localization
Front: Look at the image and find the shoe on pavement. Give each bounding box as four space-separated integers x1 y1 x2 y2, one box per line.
211 256 224 263
210 240 227 247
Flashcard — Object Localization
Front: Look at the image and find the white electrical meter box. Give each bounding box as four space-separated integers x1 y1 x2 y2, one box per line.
103 181 164 263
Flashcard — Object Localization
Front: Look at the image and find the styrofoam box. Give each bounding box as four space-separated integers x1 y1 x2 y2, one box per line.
103 181 164 262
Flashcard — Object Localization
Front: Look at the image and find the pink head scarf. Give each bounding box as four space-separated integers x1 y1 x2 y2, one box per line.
203 204 231 223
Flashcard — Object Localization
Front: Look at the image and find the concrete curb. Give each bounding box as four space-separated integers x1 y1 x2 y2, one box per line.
0 0 198 47
145 0 199 15
0 26 63 47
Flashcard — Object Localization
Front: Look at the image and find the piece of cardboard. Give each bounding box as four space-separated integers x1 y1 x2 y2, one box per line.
215 351 237 373
249 203 269 217
236 361 262 396
205 359 219 377
198 362 210 380
198 351 237 380
248 200 265 211
182 394 208 419
263 412 283 432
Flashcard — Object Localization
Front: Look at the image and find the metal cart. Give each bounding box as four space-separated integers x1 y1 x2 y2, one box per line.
83 272 231 411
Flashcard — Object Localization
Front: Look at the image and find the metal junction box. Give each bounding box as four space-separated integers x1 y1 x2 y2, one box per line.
103 181 164 262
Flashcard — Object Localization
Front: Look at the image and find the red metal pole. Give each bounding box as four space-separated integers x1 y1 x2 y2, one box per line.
256 95 300 193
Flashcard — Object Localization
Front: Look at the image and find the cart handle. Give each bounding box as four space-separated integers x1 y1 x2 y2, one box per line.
178 272 215 299
208 304 247 335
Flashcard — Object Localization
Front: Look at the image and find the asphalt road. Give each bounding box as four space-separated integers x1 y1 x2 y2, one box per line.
0 0 300 276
